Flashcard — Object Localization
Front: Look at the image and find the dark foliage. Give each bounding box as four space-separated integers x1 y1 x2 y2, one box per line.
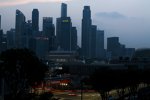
89 66 150 100
0 49 48 99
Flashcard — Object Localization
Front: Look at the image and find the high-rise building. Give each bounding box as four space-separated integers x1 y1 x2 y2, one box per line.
0 30 3 53
90 25 97 58
15 9 26 48
56 3 72 51
22 20 33 49
43 17 54 36
0 30 7 53
107 37 121 59
61 3 67 17
56 17 72 51
32 9 39 32
43 17 55 51
71 27 77 51
0 15 1 29
56 17 61 46
96 30 105 59
81 6 92 58
7 29 15 49
35 36 49 58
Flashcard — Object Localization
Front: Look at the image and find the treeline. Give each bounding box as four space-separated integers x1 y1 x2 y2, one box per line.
86 68 150 100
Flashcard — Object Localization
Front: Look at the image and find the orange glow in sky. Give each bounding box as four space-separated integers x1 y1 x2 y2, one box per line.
0 0 72 7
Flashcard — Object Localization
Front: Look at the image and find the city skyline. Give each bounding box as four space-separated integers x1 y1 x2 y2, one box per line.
0 0 150 48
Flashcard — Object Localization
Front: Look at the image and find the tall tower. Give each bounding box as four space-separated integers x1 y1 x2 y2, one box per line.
0 15 1 29
81 6 92 58
56 3 72 51
90 25 97 58
71 27 77 51
43 17 55 50
96 30 105 59
107 37 121 59
43 17 54 36
61 3 67 17
56 17 72 51
15 9 25 48
32 9 39 32
0 30 3 53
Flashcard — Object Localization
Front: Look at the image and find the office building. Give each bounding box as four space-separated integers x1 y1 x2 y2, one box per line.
56 17 72 51
125 48 135 58
35 36 49 58
56 3 72 51
32 9 39 32
90 25 97 58
15 9 26 48
0 30 3 53
96 30 105 59
61 3 67 17
6 29 15 49
71 27 77 51
43 17 54 37
107 37 122 59
81 6 92 58
0 15 1 29
0 31 7 53
43 17 56 51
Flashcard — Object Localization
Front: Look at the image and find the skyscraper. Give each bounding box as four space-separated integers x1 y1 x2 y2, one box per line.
90 25 97 58
56 17 72 51
32 9 39 32
56 3 72 51
61 3 67 17
107 37 121 59
81 6 92 58
15 9 26 48
35 36 49 58
43 17 53 36
0 30 3 53
96 30 105 59
0 15 1 29
43 17 55 50
23 20 32 48
71 27 77 51
7 28 15 49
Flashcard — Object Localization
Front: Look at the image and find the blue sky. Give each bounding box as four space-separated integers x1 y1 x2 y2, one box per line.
0 0 150 48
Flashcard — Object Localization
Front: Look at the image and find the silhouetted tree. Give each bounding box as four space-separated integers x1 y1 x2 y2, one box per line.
90 68 118 100
0 49 48 100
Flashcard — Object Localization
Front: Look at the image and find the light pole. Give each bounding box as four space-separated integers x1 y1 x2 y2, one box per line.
81 80 83 100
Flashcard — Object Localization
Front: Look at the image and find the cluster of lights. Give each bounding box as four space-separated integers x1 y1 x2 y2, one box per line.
60 83 68 86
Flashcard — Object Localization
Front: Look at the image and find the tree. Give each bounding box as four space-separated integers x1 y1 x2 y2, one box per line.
90 68 118 100
0 49 48 100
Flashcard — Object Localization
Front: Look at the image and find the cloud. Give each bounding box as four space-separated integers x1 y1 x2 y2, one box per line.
95 12 126 19
0 0 72 7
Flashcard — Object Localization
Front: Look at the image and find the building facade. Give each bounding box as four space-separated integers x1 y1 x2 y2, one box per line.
6 29 15 49
0 15 1 29
43 17 56 51
32 9 39 32
81 6 92 58
90 25 97 58
56 3 72 51
71 27 77 51
96 30 105 59
15 10 26 48
61 3 67 17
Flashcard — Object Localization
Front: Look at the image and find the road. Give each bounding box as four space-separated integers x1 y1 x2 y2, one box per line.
53 91 101 100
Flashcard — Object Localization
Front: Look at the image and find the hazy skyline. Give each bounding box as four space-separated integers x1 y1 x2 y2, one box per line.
0 0 150 48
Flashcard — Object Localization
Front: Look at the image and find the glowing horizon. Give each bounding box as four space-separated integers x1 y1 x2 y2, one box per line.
0 0 72 7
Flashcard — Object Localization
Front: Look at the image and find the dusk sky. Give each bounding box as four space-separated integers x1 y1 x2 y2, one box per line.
0 0 150 48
